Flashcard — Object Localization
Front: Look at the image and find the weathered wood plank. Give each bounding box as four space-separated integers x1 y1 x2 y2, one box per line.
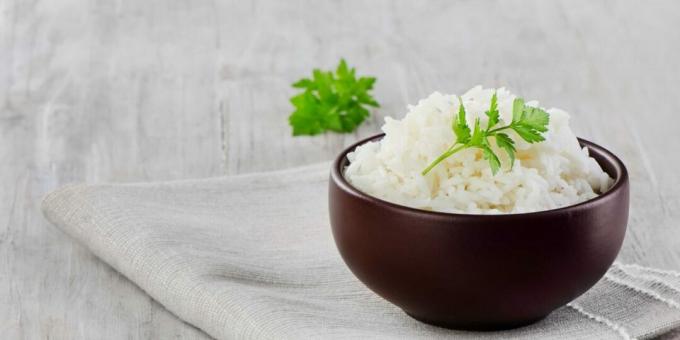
1 0 679 339
1 0 220 339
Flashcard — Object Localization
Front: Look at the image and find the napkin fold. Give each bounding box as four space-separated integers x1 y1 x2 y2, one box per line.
42 163 680 340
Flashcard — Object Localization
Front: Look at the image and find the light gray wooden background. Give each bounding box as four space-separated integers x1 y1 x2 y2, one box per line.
1 0 679 339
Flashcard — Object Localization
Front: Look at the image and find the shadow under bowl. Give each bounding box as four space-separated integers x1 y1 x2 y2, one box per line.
328 133 629 330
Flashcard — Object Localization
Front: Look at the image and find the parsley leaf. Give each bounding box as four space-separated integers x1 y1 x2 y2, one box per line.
485 92 499 130
512 97 525 123
453 97 471 144
510 98 549 143
482 143 501 174
495 132 516 168
469 117 484 146
421 92 550 176
289 59 379 136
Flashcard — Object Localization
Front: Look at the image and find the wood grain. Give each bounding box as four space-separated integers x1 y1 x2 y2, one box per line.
1 0 679 338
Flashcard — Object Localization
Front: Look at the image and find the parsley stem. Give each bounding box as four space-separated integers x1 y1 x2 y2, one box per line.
487 125 512 134
421 144 467 176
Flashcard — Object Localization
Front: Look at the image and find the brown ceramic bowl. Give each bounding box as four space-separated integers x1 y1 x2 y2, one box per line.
329 133 629 330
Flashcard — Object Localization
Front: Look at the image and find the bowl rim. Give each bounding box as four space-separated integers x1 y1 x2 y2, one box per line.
331 133 629 219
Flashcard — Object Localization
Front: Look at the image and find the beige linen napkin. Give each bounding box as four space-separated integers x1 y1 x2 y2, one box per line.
42 163 680 340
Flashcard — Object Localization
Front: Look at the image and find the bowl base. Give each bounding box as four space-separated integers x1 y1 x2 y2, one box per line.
404 311 548 331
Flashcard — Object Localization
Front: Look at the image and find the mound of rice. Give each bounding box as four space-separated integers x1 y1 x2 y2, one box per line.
344 86 613 214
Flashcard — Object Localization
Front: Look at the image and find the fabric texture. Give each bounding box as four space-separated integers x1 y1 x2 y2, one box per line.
42 163 680 340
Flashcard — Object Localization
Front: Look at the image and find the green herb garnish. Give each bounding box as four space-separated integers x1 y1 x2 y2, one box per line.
421 93 550 176
288 59 379 136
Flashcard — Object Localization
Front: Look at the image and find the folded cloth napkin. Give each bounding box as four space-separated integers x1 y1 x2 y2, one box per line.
42 163 680 340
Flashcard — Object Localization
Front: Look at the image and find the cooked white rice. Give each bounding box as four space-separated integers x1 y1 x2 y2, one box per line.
344 86 613 214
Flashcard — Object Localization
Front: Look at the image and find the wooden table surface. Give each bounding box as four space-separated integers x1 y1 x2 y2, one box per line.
1 0 679 339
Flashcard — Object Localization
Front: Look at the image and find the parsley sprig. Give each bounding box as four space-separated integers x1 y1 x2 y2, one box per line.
421 93 550 176
289 59 379 136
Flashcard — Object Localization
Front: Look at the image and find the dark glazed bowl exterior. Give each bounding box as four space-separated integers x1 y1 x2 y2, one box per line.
329 134 629 330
